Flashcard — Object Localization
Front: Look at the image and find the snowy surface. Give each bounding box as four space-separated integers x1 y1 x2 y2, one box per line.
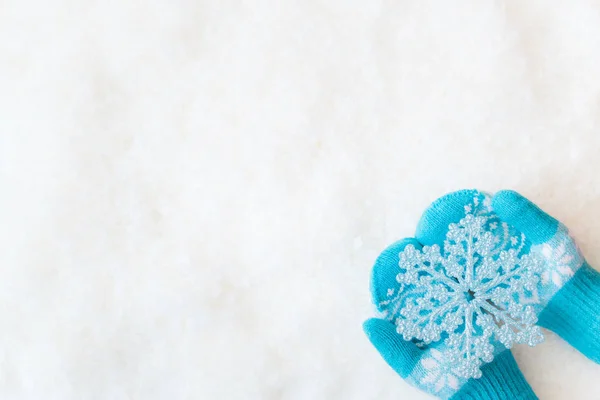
2 1 600 399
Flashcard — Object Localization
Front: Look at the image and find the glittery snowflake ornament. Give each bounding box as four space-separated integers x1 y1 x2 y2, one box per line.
391 201 544 380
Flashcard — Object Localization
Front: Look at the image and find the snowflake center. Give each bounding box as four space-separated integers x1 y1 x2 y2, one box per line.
465 289 477 303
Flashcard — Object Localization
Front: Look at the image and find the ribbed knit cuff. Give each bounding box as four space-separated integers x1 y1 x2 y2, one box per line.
450 350 537 400
539 262 600 363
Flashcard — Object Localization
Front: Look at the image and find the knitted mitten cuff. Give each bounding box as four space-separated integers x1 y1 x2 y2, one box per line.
539 262 600 363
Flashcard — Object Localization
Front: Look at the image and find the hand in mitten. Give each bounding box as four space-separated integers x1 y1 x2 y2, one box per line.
492 190 600 363
364 190 539 399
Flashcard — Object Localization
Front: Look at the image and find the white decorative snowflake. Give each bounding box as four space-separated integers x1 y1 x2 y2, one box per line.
540 242 576 288
420 349 460 393
393 212 544 379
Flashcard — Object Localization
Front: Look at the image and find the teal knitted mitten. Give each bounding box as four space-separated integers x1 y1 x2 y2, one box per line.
492 190 600 363
364 190 539 399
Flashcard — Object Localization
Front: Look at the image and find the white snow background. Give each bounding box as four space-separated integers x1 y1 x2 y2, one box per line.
2 1 600 399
